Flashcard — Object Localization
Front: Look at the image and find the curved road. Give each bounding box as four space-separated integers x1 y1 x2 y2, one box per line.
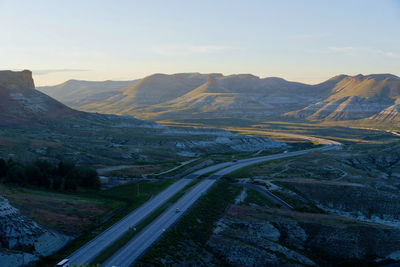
103 145 338 267
229 129 342 145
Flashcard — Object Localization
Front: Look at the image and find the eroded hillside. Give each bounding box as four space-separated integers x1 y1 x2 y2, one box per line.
38 72 400 128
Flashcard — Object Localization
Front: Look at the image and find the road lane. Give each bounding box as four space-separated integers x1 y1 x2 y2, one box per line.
67 159 238 265
67 178 193 265
103 179 216 267
103 145 337 267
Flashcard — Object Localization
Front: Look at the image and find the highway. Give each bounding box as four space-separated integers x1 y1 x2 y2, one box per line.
228 129 342 145
103 145 337 267
67 160 237 265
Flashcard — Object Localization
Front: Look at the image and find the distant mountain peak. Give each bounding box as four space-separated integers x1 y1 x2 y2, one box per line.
328 74 350 81
364 73 399 80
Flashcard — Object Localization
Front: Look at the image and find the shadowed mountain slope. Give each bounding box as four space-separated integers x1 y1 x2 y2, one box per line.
0 70 284 164
38 79 136 108
0 70 81 123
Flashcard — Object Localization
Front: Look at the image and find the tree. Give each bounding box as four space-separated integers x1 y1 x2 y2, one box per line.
57 161 75 177
25 164 43 186
25 164 50 188
7 164 27 185
64 172 78 191
76 166 100 189
35 160 55 177
0 158 7 177
52 176 63 191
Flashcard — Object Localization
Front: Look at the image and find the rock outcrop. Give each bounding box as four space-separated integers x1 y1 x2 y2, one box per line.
0 196 70 267
208 205 400 266
0 70 80 123
0 70 34 89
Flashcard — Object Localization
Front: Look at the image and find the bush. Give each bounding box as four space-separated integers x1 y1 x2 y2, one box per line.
7 164 27 185
76 166 100 190
0 158 7 177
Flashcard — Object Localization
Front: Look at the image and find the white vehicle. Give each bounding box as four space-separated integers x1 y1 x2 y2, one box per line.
55 259 70 267
283 150 288 154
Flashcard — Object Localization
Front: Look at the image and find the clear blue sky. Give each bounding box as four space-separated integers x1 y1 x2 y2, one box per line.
1 0 399 86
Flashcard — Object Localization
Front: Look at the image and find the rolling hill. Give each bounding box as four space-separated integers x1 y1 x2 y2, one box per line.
78 73 216 114
38 72 400 127
38 79 136 109
286 74 400 123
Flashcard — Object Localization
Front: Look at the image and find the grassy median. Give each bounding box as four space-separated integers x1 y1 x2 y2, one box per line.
90 177 203 265
136 179 240 266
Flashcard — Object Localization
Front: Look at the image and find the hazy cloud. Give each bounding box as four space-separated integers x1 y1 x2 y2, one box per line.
292 33 332 39
328 46 355 53
328 46 400 58
151 45 231 57
378 50 400 59
33 69 90 75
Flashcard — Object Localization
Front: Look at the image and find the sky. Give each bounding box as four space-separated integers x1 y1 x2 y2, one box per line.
1 0 400 86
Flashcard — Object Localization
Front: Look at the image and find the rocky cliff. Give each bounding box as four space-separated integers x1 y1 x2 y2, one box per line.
208 205 400 266
0 70 35 89
0 196 70 267
0 70 80 123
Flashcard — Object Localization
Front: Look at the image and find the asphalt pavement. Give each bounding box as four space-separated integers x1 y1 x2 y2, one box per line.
103 145 337 267
66 159 239 265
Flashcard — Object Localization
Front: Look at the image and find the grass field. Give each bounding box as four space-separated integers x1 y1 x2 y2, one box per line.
30 178 178 267
0 184 120 235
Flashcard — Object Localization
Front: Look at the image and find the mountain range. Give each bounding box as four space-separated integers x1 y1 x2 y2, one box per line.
38 72 400 127
0 70 283 164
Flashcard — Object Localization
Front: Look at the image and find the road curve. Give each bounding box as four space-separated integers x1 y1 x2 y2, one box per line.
229 129 342 145
103 145 337 267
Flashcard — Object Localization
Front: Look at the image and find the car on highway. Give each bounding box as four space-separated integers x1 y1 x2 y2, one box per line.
175 208 180 213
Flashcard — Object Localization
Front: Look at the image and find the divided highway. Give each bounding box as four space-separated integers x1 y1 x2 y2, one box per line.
67 161 237 265
103 145 338 267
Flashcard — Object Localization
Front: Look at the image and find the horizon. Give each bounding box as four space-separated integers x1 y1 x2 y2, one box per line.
1 0 400 86
26 71 400 87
